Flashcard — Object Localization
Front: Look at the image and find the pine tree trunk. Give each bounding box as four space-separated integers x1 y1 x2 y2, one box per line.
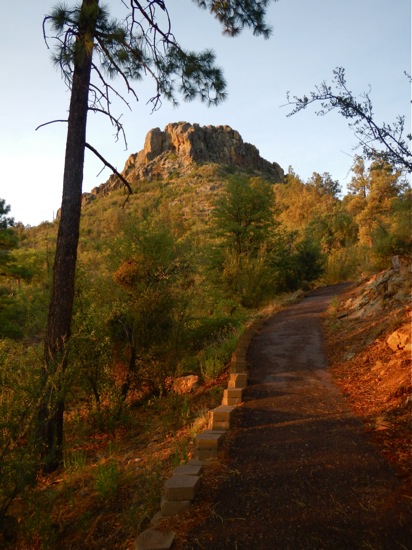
39 0 98 473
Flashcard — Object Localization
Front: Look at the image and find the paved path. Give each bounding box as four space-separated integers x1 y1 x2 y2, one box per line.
183 286 412 549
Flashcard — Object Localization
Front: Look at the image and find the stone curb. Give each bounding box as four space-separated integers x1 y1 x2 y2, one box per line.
134 317 264 550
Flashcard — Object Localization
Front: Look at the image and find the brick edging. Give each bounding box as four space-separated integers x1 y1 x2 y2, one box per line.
134 318 265 550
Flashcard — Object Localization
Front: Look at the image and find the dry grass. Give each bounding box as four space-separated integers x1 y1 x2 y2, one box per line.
4 376 227 549
323 288 411 488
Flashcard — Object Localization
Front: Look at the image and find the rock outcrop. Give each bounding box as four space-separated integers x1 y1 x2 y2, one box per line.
129 122 283 178
82 122 284 206
342 261 412 321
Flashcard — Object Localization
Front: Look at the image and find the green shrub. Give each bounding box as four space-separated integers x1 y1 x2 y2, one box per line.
94 460 119 499
0 342 41 528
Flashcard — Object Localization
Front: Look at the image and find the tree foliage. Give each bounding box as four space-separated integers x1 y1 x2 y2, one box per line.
0 200 17 273
213 176 275 256
346 156 405 242
193 0 273 38
0 201 34 339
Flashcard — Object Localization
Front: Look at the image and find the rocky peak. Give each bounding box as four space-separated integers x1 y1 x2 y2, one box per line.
131 122 283 177
83 122 284 205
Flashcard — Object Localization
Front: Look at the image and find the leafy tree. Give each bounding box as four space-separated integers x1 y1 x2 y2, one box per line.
110 221 194 397
304 208 358 254
270 231 324 292
345 155 408 248
211 176 278 306
273 169 338 232
40 0 273 471
0 200 14 229
286 67 412 172
213 176 275 256
0 200 17 275
292 237 325 286
307 171 341 199
0 201 34 339
371 189 412 265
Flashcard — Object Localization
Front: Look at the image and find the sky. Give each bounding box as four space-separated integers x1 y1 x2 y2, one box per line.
0 0 410 227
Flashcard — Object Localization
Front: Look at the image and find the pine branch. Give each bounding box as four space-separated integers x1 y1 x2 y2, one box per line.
85 143 133 195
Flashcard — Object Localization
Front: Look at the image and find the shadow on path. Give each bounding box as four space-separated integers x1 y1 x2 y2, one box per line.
184 286 412 549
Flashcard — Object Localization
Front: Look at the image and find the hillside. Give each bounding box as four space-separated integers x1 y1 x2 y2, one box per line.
80 121 284 210
324 261 411 484
5 269 410 549
1 122 410 547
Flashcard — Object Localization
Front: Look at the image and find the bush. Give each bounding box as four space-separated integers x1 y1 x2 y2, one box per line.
0 342 41 530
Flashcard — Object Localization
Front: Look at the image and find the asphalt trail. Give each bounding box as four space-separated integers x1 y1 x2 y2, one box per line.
184 286 412 549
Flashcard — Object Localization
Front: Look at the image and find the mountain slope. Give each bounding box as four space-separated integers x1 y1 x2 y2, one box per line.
324 261 411 483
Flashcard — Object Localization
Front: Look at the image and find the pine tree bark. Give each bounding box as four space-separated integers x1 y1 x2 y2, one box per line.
39 0 98 472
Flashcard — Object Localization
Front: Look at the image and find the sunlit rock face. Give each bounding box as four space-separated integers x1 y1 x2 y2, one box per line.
81 122 284 207
129 122 284 178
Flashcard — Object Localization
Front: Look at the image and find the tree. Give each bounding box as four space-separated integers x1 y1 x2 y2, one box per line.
211 176 278 306
40 0 274 471
213 176 275 257
0 201 34 339
110 221 193 397
345 155 408 249
371 189 412 264
307 171 341 198
286 67 412 173
273 170 339 233
0 200 16 262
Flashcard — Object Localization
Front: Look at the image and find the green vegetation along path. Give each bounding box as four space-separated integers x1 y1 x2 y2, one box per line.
179 285 411 549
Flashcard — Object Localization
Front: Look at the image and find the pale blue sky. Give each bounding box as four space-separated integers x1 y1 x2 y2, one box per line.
0 0 410 226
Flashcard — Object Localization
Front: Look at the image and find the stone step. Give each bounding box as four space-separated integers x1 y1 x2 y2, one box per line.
195 430 225 450
171 463 204 476
211 405 235 431
195 448 220 460
194 430 225 460
135 529 175 550
232 350 247 361
160 496 191 517
236 338 251 348
222 387 243 406
163 474 200 502
228 372 248 388
229 360 248 373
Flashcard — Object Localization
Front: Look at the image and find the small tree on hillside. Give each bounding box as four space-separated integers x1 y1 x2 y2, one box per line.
345 155 409 250
40 0 274 471
211 176 278 306
0 200 34 338
213 176 275 257
0 200 16 263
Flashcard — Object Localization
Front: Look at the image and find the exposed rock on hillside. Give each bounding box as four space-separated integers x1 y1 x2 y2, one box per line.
130 122 283 177
341 262 411 323
325 260 411 482
82 122 284 206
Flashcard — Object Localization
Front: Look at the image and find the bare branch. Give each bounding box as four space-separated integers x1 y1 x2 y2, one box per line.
285 67 412 173
89 63 133 110
87 106 128 148
130 1 175 45
94 35 140 102
85 142 133 195
35 119 68 131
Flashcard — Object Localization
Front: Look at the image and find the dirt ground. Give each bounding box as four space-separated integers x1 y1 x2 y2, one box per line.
166 285 411 549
